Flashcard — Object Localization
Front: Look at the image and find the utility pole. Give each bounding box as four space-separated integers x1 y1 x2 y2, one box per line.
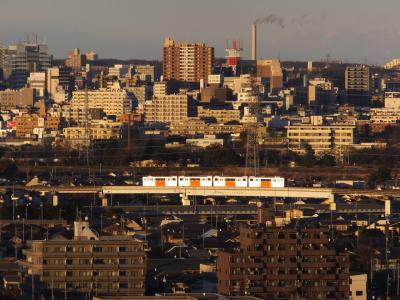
84 89 90 165
127 113 132 153
245 80 261 176
245 125 259 176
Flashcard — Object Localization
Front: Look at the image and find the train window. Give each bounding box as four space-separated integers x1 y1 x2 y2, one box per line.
208 178 211 181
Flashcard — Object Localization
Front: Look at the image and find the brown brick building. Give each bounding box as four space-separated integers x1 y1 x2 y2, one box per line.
217 217 349 299
162 37 214 84
15 113 39 138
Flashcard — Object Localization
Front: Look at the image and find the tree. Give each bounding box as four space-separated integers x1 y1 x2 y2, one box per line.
202 144 241 167
317 154 336 167
295 144 317 167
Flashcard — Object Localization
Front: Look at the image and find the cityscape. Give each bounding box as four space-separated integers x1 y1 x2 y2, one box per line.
1 1 400 299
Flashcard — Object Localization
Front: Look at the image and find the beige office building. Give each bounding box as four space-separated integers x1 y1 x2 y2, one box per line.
19 220 146 298
256 59 283 92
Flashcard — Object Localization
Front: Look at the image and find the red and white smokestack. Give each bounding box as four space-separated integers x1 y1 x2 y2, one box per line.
252 23 257 61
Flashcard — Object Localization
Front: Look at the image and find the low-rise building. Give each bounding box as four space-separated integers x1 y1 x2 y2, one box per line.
63 120 122 148
186 135 224 148
370 107 400 124
19 220 146 299
169 118 244 136
0 88 35 110
15 113 39 138
349 273 367 300
286 123 356 153
197 106 240 124
144 94 188 124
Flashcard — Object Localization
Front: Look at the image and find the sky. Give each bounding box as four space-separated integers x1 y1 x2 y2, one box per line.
0 0 399 65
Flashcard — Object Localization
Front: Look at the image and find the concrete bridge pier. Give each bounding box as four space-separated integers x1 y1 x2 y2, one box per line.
180 193 190 206
102 197 109 207
52 194 59 207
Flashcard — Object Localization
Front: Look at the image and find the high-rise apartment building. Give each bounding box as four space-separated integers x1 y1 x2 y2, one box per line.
3 42 51 89
144 94 189 123
345 65 371 106
162 37 214 83
66 48 86 71
19 220 146 299
217 213 350 299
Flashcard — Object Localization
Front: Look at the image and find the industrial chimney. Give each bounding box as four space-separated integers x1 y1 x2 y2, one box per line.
252 23 257 61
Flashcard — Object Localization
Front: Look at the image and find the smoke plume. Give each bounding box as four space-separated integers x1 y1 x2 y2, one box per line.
254 14 285 28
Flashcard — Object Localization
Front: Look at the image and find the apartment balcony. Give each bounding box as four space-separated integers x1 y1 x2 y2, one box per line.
265 274 297 280
301 238 329 244
227 274 243 280
267 250 297 256
303 286 336 292
118 264 146 269
301 273 338 280
265 286 296 293
91 252 120 258
300 262 328 268
245 250 263 256
66 252 93 258
266 239 297 245
300 250 336 256
246 274 263 281
92 264 117 270
248 286 264 293
265 262 297 268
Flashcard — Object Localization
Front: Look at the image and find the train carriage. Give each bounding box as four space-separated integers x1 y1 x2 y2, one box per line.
142 175 284 188
213 176 248 188
142 176 178 187
178 176 213 187
248 176 285 188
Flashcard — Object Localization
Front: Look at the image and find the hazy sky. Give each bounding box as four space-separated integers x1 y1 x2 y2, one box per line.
1 0 399 64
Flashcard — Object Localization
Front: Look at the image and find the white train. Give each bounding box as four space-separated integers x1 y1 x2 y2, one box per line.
142 176 284 188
